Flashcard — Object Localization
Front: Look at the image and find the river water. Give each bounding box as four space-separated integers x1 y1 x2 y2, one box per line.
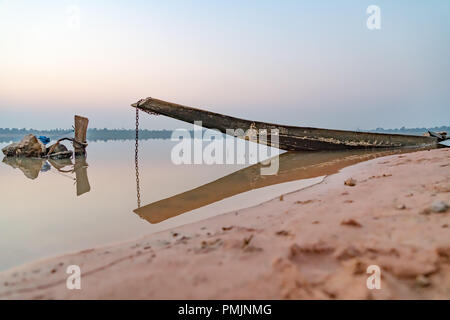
0 137 431 270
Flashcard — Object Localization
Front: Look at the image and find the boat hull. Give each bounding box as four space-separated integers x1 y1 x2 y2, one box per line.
132 97 438 151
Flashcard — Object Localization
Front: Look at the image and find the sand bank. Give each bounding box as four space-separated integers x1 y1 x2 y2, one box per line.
1 148 449 299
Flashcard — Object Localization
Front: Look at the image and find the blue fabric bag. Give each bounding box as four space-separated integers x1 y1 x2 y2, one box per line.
38 136 50 145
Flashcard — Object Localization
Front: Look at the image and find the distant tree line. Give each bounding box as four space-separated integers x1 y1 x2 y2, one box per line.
86 128 173 141
369 126 449 136
0 126 448 143
0 128 73 143
0 128 72 135
0 128 174 143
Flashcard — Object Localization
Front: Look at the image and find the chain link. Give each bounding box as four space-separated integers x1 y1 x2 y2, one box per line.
134 106 159 208
135 107 141 208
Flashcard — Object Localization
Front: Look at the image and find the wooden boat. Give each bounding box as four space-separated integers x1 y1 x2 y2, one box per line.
132 97 445 151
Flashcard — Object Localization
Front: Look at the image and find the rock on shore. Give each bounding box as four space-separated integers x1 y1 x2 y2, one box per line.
2 134 46 157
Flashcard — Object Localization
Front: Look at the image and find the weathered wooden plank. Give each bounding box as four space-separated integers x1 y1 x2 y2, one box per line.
132 97 438 151
74 115 89 155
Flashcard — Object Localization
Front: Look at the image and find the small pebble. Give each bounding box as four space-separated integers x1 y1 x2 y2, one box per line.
344 178 356 187
415 275 431 287
431 201 448 213
341 219 362 227
275 230 290 236
396 204 406 210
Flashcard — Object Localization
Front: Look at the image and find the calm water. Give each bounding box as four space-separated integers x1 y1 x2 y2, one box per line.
0 139 287 271
0 139 429 271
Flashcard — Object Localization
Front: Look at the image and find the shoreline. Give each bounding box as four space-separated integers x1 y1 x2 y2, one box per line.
1 148 449 299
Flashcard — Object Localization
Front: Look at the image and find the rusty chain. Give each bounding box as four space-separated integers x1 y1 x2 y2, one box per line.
135 107 141 208
135 106 159 208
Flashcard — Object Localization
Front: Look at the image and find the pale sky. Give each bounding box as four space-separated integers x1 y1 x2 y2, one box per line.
0 0 449 130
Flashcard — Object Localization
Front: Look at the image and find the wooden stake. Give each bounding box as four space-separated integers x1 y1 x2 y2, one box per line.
74 115 89 156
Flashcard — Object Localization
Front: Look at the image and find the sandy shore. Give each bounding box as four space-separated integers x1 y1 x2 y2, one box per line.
1 148 449 299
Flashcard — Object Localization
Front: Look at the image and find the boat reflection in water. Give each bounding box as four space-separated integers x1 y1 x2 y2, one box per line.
134 147 432 224
2 156 91 196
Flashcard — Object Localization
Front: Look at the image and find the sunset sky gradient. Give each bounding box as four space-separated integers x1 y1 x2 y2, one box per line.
1 0 449 130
